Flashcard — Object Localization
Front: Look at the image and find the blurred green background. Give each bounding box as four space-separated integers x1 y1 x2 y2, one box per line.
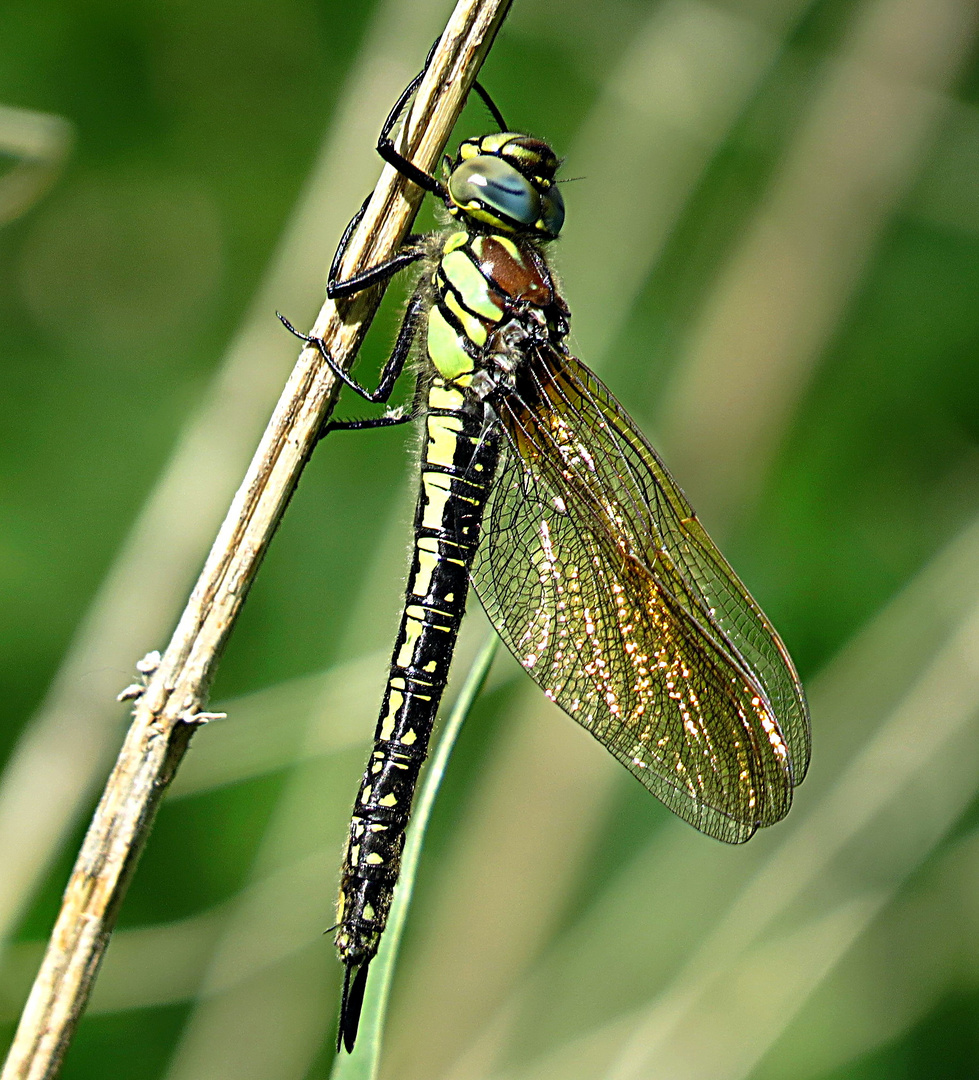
3 0 979 1077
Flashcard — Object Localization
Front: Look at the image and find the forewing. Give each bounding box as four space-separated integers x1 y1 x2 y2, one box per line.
471 345 809 842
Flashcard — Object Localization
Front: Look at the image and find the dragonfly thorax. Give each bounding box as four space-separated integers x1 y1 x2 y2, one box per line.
469 318 526 399
426 225 569 391
446 133 565 239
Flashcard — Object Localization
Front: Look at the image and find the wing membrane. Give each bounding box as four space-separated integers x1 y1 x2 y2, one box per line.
471 344 809 842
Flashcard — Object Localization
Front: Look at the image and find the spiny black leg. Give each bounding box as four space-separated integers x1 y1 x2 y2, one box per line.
338 960 371 1053
277 285 427 404
325 361 429 435
472 80 509 132
323 356 427 438
323 410 415 436
328 46 504 300
375 68 448 196
372 36 504 193
374 73 506 192
276 313 388 403
367 284 430 399
327 192 426 299
277 313 380 401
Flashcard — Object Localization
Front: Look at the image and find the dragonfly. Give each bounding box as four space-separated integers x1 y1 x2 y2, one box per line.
282 57 810 1054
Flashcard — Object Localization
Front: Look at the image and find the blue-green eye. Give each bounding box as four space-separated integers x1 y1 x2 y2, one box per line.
449 157 541 225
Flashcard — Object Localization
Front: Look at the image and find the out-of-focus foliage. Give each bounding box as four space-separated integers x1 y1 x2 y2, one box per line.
3 0 979 1078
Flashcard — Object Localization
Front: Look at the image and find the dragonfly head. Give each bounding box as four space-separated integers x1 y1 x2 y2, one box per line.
446 133 565 240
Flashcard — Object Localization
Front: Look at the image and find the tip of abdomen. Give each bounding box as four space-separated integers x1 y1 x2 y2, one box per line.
337 959 372 1054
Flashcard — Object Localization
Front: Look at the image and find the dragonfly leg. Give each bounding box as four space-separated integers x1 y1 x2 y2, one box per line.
471 80 509 133
343 36 511 225
323 410 415 435
325 365 428 436
278 284 427 412
327 194 427 298
374 66 447 196
375 64 507 191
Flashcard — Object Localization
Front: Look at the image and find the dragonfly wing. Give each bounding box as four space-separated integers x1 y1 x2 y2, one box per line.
556 350 810 778
471 345 809 842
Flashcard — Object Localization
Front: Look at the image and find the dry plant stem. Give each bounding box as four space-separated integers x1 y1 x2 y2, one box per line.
0 1 512 1077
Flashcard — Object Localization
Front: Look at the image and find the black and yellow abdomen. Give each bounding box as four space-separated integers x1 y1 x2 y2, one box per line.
334 375 498 963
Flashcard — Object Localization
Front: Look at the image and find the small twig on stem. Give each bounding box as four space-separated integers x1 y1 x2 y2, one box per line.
0 1 512 1077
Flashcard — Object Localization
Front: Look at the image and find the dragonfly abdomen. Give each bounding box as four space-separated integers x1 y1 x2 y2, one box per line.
335 377 499 984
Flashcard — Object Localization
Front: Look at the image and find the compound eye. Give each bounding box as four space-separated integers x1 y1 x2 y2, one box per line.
448 156 541 225
540 183 565 238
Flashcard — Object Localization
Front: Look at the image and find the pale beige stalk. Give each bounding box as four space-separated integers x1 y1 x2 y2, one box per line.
0 2 512 1077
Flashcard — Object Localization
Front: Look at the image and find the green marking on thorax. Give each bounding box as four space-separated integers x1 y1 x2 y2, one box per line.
441 249 503 321
443 231 468 252
479 133 512 153
444 292 487 346
427 306 474 382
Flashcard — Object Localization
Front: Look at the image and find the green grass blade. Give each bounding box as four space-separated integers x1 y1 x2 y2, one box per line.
330 633 499 1080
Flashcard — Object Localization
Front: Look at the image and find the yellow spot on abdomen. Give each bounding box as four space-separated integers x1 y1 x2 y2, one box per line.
428 382 465 410
421 471 453 530
412 541 440 598
426 413 464 468
396 615 424 669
